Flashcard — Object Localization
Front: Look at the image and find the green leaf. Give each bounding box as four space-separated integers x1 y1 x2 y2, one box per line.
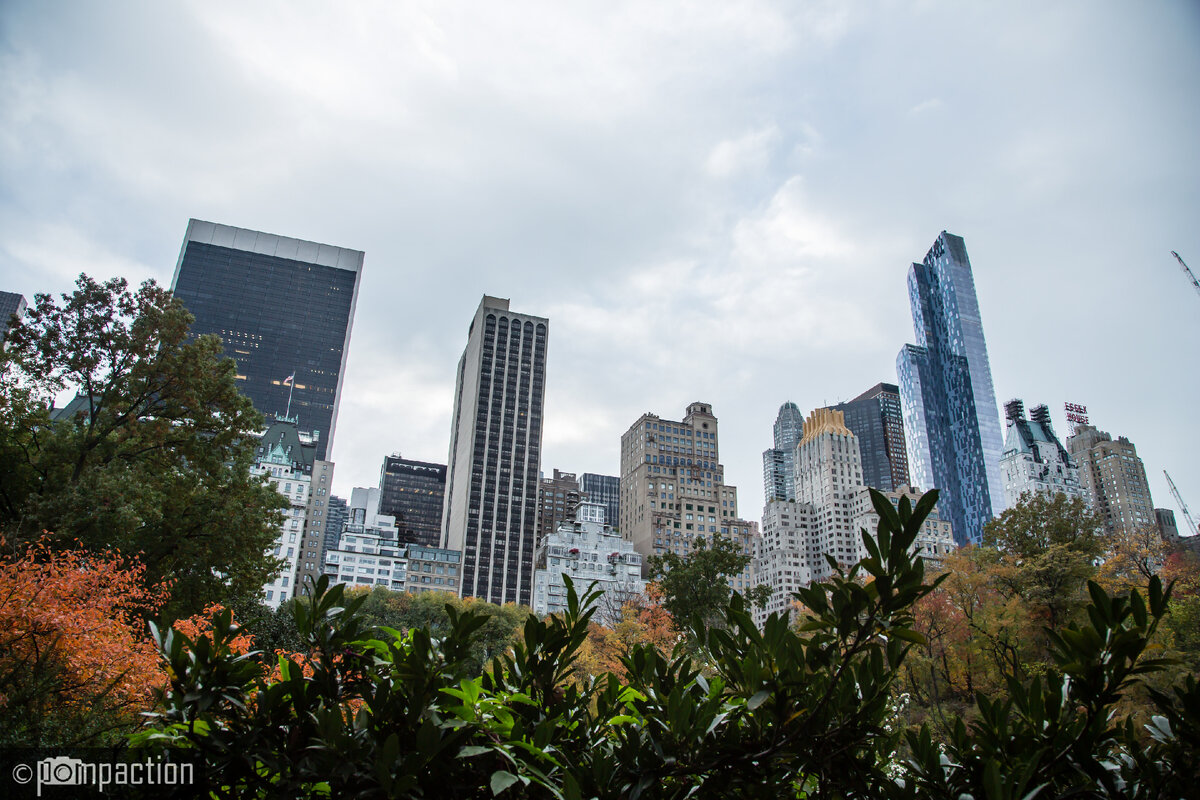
491 770 520 795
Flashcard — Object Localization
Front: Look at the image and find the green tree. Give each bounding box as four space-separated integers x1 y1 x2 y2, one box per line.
982 491 1103 631
647 532 770 631
0 274 285 618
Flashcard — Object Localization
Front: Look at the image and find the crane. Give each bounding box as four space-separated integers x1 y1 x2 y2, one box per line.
1164 470 1200 537
1171 251 1200 299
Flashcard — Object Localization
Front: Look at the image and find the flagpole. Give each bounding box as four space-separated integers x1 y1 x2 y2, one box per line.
285 370 295 421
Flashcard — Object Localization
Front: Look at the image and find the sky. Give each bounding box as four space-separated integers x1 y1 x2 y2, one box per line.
2 1 1198 531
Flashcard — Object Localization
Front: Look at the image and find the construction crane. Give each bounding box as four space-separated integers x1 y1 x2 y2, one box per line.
1165 470 1200 537
1171 251 1200 299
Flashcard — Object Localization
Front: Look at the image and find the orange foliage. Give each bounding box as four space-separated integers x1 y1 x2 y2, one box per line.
172 603 256 655
573 587 678 680
0 538 170 738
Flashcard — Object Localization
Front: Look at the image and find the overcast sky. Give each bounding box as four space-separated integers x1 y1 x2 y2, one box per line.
2 1 1198 530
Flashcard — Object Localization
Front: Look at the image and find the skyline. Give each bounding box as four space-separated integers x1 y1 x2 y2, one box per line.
1 2 1198 529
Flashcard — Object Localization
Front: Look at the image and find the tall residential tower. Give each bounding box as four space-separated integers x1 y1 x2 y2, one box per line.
829 382 909 492
171 220 362 461
762 401 805 502
441 296 548 606
896 232 1004 545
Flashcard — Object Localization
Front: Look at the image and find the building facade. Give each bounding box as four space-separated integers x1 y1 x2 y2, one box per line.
296 459 335 595
897 231 1004 545
533 501 645 620
619 402 758 595
0 291 26 341
171 219 362 461
252 417 317 609
379 455 447 548
1067 424 1155 538
323 487 407 592
324 495 348 556
830 382 909 492
999 400 1084 507
537 469 583 543
762 401 804 502
441 296 548 606
580 473 621 531
405 545 462 595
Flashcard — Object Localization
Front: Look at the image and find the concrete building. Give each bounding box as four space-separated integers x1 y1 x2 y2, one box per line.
323 487 407 592
619 402 758 595
379 455 447 548
533 501 645 620
1067 424 1156 538
405 545 462 595
296 459 335 595
897 232 1005 545
580 473 621 532
252 417 318 609
829 383 910 492
441 296 548 606
171 220 362 461
537 469 583 543
1000 400 1084 507
762 401 804 502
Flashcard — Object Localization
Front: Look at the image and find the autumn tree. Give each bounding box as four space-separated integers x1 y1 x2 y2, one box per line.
0 274 286 617
0 538 169 746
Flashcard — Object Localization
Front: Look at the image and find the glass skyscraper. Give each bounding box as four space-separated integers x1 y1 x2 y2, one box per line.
171 220 362 461
762 401 804 502
831 382 910 492
580 472 620 529
379 455 447 548
896 232 1004 545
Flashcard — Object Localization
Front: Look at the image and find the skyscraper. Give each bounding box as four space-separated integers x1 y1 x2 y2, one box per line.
441 296 548 606
379 455 447 548
1067 423 1155 538
580 472 620 529
619 402 758 597
999 400 1084 506
897 232 1004 545
0 291 26 341
171 220 362 461
762 401 804 502
830 382 909 492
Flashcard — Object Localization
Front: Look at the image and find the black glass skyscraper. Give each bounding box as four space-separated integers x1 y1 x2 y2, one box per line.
830 383 909 493
0 291 26 341
896 232 1003 545
171 220 362 461
379 455 447 548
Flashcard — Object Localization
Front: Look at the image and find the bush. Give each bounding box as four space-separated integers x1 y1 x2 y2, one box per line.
135 490 1200 798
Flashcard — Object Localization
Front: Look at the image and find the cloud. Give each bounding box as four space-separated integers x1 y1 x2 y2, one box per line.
705 125 782 179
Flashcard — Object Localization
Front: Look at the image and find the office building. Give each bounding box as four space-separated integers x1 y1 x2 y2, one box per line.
999 400 1084 507
897 232 1004 545
533 501 645 620
0 291 26 341
441 296 549 606
619 402 758 596
296 459 335 595
830 383 909 492
324 495 348 556
379 455 447 548
537 469 583 542
322 487 406 591
252 417 318 609
580 473 621 531
171 219 362 461
762 402 804 502
405 545 463 594
1067 423 1155 538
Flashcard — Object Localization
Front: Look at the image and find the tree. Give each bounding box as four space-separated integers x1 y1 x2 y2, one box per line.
647 533 770 631
982 491 1103 630
0 538 168 746
0 274 286 617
